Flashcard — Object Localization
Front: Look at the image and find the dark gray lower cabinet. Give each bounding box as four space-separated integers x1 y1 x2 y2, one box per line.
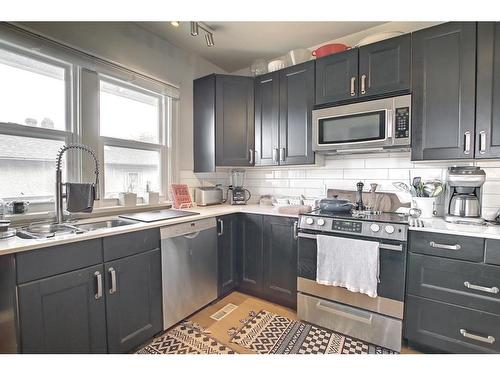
237 214 298 308
262 216 298 308
217 215 239 296
406 295 500 354
18 264 107 354
238 214 264 294
104 249 162 353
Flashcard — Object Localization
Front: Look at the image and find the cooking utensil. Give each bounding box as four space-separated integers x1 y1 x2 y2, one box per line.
412 177 423 197
392 182 412 194
431 185 444 197
312 43 348 58
319 198 355 212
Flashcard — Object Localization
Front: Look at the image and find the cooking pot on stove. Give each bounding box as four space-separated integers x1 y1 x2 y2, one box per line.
318 198 355 212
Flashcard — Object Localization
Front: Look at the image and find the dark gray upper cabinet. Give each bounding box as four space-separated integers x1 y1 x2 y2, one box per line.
411 22 477 161
217 214 239 297
279 61 315 165
254 71 280 166
315 49 359 105
193 75 216 173
238 213 264 294
18 264 107 354
216 75 255 167
476 22 500 158
193 74 254 172
104 249 162 353
358 34 411 98
262 216 298 308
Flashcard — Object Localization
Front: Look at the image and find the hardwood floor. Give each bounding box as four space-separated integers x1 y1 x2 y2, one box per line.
181 291 420 354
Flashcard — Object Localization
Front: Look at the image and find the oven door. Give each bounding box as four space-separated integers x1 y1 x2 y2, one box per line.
297 231 407 319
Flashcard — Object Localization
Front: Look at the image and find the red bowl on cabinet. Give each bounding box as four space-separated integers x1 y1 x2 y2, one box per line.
312 43 349 58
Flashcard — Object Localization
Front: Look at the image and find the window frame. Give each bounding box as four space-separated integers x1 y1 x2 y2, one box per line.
0 41 79 203
97 74 170 201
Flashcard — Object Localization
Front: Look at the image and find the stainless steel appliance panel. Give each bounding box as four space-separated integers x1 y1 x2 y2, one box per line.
312 94 411 153
298 293 402 352
161 218 218 329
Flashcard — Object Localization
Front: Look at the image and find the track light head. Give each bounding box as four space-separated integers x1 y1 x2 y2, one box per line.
190 22 199 36
205 33 215 47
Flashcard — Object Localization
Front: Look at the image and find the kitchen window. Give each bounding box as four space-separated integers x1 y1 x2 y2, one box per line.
99 77 168 200
0 44 74 204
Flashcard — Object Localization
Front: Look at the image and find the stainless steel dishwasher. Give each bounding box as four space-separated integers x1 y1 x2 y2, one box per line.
161 217 218 329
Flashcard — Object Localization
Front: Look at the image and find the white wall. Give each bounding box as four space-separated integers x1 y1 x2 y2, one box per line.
16 21 227 175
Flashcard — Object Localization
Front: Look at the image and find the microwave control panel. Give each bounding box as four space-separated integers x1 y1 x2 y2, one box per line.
394 107 410 139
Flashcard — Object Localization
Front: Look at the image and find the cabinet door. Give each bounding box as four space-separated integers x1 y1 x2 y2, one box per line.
105 249 162 353
18 264 107 353
255 72 280 165
215 75 255 166
411 22 476 161
476 22 500 158
238 214 264 294
262 216 298 308
193 75 216 173
217 215 239 296
358 34 411 98
315 49 358 105
279 61 315 166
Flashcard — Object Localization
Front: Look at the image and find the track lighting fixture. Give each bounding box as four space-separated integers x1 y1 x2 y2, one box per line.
190 21 215 47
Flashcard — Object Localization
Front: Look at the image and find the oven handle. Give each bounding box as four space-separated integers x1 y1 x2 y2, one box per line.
297 232 403 252
316 300 373 325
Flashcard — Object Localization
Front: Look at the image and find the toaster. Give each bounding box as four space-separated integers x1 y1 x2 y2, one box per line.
194 187 224 206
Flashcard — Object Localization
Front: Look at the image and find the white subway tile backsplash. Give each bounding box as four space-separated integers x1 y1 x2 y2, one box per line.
179 152 500 213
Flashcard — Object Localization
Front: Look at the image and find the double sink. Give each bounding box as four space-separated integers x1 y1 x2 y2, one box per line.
17 219 137 239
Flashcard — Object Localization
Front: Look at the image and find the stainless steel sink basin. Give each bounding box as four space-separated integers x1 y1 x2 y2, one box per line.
74 218 136 232
16 219 137 239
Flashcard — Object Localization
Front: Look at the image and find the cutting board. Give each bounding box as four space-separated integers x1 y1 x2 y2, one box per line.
327 189 410 212
119 209 200 222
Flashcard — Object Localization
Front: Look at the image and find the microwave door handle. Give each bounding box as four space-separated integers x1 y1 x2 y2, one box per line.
386 109 393 139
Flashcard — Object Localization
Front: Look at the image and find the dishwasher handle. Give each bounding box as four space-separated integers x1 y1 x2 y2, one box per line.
184 231 201 239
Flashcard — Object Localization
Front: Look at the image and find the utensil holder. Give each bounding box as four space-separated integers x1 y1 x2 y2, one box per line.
411 197 435 219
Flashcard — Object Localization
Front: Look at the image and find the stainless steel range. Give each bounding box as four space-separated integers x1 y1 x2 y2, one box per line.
297 209 408 352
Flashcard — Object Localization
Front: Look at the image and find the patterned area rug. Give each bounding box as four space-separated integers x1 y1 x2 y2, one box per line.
137 321 235 354
230 310 397 354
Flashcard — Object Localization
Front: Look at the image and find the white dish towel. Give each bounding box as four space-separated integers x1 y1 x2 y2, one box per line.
316 235 380 298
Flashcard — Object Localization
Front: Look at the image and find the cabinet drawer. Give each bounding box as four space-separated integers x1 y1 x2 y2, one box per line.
103 228 160 261
407 253 500 314
485 239 500 266
16 239 103 283
405 295 500 353
409 231 484 262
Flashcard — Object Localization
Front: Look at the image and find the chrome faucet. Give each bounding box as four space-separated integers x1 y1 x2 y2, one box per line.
55 144 100 223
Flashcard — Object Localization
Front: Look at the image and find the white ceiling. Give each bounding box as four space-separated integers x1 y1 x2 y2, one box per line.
136 21 387 73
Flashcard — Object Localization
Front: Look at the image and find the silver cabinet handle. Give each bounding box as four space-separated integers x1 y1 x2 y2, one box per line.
460 329 496 344
248 149 254 164
217 218 224 236
279 147 285 162
464 131 471 154
94 271 102 300
293 221 298 240
272 148 279 163
464 281 499 294
479 131 487 154
109 267 117 295
360 74 367 94
429 241 461 251
350 76 356 96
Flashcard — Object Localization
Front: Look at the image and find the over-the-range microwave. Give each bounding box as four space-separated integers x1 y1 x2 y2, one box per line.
312 94 411 154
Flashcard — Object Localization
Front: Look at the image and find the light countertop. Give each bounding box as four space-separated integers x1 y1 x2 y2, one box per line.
0 204 298 256
409 217 500 240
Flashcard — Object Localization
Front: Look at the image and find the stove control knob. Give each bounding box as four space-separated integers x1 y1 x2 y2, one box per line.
305 217 314 225
385 225 395 234
370 223 380 232
317 218 325 226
